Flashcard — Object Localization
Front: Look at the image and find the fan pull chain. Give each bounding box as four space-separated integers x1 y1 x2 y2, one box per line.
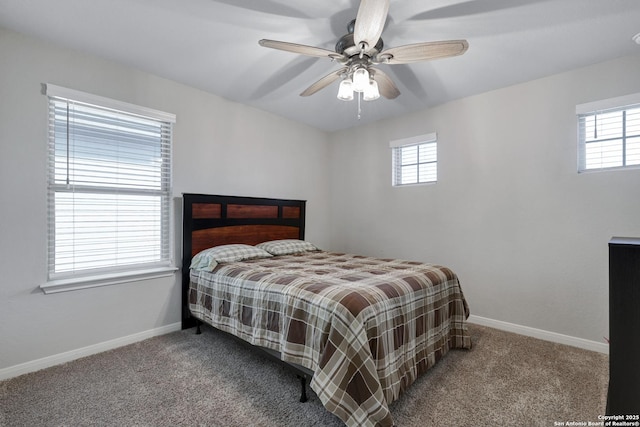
357 92 362 120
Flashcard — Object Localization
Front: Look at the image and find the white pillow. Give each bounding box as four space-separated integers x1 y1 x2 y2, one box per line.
190 244 272 271
256 239 319 256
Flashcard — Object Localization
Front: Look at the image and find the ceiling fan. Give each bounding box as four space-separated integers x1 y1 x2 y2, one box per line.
258 0 468 102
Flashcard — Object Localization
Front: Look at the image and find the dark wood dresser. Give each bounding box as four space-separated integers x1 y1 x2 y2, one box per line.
606 237 640 415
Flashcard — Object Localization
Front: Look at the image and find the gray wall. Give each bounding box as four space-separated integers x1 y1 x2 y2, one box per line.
2 24 640 373
328 53 640 343
0 28 331 371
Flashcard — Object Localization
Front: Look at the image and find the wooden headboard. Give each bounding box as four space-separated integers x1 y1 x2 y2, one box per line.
181 193 306 329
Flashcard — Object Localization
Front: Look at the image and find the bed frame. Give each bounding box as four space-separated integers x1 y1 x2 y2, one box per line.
181 193 310 400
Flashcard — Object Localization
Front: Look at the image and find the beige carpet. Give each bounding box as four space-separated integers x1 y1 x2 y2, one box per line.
0 323 608 426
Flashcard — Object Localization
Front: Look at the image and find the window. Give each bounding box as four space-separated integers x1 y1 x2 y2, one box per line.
577 93 640 172
391 133 437 186
45 84 175 284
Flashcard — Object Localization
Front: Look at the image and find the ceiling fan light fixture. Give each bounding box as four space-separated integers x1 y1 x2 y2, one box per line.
352 68 370 92
363 79 380 101
259 0 467 105
337 79 354 101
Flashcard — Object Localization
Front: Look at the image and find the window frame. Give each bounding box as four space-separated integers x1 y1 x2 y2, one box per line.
41 84 177 294
390 133 438 186
577 92 640 173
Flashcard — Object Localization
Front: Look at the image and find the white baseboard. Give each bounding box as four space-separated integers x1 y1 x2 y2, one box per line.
0 322 182 381
1 317 607 382
468 315 609 355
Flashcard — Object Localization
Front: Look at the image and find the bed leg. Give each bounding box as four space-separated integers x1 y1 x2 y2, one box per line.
297 375 308 403
195 320 202 335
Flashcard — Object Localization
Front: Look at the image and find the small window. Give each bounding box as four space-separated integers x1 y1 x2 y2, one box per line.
45 84 175 280
577 93 640 172
391 133 437 186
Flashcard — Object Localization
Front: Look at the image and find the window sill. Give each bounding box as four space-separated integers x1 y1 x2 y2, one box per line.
393 181 437 188
578 164 640 174
40 266 179 294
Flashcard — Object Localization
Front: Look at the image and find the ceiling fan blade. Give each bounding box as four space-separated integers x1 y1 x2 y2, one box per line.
370 68 400 99
354 0 390 50
377 40 469 64
300 67 348 97
259 39 346 61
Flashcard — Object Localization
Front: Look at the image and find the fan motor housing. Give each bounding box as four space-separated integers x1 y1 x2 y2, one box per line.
335 20 384 57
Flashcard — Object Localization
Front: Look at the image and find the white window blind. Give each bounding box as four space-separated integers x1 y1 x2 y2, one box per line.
577 93 640 172
390 133 437 186
46 85 175 280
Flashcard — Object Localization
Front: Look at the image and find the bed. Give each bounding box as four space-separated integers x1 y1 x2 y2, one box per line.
181 193 471 427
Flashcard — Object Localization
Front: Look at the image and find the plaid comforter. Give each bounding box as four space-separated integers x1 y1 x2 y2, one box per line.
189 251 471 427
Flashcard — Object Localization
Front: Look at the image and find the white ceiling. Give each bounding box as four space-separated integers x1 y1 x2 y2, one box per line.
1 0 640 132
